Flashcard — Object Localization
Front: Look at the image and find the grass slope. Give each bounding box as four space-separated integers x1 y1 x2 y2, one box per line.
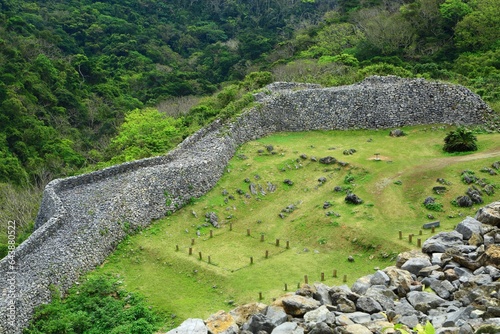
91 125 500 331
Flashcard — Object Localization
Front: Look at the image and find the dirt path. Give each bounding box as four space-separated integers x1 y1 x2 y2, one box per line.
417 147 500 171
374 146 500 194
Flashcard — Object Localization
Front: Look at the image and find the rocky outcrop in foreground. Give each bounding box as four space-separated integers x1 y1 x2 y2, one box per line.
167 201 500 334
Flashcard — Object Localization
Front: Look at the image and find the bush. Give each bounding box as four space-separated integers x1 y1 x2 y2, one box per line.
25 276 159 334
443 127 478 152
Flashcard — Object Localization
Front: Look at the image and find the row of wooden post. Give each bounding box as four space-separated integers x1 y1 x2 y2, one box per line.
398 226 436 248
258 271 347 300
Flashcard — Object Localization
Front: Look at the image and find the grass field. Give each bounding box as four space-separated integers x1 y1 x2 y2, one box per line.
91 125 500 331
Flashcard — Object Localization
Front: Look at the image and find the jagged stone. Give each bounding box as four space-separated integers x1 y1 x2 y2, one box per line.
308 322 333 334
271 322 304 334
166 318 208 334
280 295 321 316
401 257 432 276
456 195 474 207
355 296 382 314
406 291 447 314
241 313 275 333
342 324 372 334
304 305 335 326
351 275 373 295
205 212 220 228
265 306 288 328
313 283 333 306
422 231 465 253
319 156 336 165
475 201 500 227
229 303 268 326
205 311 239 334
345 193 363 205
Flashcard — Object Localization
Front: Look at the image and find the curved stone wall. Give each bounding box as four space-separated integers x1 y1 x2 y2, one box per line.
0 76 494 333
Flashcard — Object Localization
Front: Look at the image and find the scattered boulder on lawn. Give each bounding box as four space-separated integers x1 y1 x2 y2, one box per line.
319 156 337 165
166 201 500 334
389 129 405 137
205 212 220 228
455 195 473 207
345 193 363 205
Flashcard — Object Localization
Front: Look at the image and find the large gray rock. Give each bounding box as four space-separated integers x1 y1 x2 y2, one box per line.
304 305 335 326
309 322 333 334
456 217 483 240
370 270 390 286
280 295 322 316
406 291 447 313
351 275 373 295
166 318 208 334
314 283 333 305
475 201 500 226
422 231 465 253
356 296 382 314
241 313 275 333
401 257 432 276
271 322 304 334
265 306 288 327
342 324 372 334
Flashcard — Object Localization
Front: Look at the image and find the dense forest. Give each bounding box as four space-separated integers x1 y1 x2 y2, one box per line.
1 0 499 258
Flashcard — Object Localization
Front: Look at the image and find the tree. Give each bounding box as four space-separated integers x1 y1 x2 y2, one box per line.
443 127 478 152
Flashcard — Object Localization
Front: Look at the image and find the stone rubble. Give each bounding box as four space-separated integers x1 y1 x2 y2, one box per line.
168 202 500 334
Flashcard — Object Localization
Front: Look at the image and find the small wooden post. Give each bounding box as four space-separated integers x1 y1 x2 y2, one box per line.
276 239 280 247
417 238 422 247
250 256 253 265
297 282 300 288
260 234 265 242
399 231 402 240
210 230 213 238
247 229 251 236
286 240 290 249
304 275 308 284
259 292 262 300
321 272 325 281
409 234 413 243
431 226 435 233
419 229 422 236
176 245 179 251
230 223 233 231
265 250 269 259
333 269 337 278
208 256 211 264
284 283 288 291
343 274 347 283
199 252 202 260
191 238 195 246
189 247 192 255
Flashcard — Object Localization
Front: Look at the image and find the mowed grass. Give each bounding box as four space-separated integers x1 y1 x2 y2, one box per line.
91 125 500 330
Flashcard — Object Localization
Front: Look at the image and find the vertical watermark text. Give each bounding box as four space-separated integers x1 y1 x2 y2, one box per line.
6 220 17 328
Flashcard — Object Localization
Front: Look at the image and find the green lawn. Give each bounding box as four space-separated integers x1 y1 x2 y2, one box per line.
91 125 500 331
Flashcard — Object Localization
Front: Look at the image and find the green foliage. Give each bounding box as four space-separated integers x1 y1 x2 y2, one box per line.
24 276 159 334
107 108 184 164
424 201 444 212
443 127 478 153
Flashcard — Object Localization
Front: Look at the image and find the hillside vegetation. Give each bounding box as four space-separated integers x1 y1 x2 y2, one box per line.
25 126 499 332
1 0 499 251
1 0 499 332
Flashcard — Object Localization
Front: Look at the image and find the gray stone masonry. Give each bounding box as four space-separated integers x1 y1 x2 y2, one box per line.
0 76 494 333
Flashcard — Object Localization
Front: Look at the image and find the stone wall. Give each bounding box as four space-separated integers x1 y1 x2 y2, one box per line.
0 76 494 333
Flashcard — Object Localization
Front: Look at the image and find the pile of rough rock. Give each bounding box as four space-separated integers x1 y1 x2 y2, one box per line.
166 201 500 334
